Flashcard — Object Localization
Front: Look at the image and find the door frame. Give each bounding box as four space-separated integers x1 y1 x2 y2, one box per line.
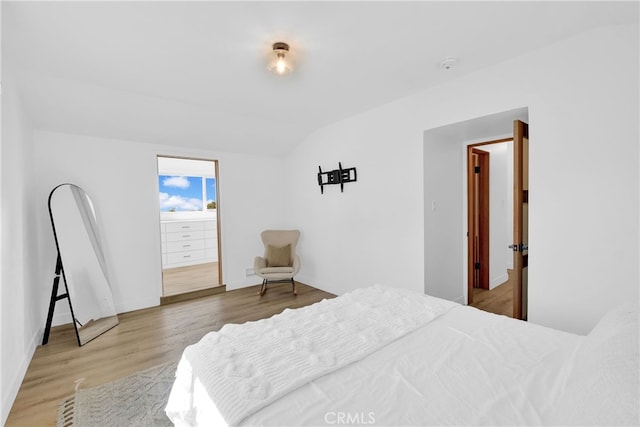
512 120 529 320
155 155 223 299
466 137 512 305
468 148 490 293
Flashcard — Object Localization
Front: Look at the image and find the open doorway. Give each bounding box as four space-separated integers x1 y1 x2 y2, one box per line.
423 108 528 314
467 138 513 316
466 120 528 320
157 156 223 303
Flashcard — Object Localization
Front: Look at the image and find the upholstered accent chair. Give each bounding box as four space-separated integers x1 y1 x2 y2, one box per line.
254 230 301 296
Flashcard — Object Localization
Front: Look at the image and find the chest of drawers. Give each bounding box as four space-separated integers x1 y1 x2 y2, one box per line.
161 219 217 268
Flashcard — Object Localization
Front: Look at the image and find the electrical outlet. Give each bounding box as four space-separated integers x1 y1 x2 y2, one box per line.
245 268 255 277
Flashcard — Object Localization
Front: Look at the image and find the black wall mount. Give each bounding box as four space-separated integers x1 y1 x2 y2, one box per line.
318 162 357 194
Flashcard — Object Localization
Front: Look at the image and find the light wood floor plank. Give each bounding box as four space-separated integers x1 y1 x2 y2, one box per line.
162 262 220 296
471 270 513 317
6 282 334 427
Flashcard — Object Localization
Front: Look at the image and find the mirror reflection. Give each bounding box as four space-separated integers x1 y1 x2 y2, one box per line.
48 184 118 345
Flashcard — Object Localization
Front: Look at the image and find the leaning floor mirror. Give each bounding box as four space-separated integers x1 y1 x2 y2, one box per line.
44 183 119 346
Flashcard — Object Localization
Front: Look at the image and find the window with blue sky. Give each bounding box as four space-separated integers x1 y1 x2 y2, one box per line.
159 175 216 212
205 178 216 209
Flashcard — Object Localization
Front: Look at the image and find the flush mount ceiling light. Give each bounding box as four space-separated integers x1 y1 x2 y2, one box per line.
267 42 294 75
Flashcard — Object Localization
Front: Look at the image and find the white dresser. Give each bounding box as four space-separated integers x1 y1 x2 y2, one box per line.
161 219 218 269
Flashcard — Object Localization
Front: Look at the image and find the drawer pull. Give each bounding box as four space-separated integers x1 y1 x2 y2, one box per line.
182 235 190 238
183 245 191 248
181 226 190 229
183 255 191 258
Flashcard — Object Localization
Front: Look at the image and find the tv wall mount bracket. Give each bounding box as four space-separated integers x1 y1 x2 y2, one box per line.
317 162 357 194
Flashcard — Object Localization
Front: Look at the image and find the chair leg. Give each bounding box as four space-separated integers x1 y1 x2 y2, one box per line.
292 278 297 296
259 280 267 296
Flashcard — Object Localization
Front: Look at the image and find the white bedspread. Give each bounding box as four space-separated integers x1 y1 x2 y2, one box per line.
166 284 457 426
241 304 581 426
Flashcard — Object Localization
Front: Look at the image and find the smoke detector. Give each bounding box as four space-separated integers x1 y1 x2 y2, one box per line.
439 57 458 70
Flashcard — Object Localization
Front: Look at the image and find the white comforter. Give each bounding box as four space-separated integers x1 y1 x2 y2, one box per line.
242 303 580 426
166 284 457 426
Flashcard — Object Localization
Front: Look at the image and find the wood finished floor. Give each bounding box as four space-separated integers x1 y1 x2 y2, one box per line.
470 272 513 317
162 261 220 296
6 282 334 427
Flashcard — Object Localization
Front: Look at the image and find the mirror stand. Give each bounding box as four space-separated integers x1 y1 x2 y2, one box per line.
42 253 81 346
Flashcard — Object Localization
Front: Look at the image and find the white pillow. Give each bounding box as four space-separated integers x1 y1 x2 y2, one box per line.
548 304 639 426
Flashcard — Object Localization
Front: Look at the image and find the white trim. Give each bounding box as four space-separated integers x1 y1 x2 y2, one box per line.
1 327 41 426
490 273 509 290
115 296 162 314
53 311 74 327
453 295 466 305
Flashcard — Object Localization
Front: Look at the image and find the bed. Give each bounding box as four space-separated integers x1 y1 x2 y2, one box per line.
165 284 639 426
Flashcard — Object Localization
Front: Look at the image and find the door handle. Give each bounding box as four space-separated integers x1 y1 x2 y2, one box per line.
509 243 528 252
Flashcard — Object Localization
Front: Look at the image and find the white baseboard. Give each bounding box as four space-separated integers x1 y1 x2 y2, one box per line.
295 274 342 296
225 277 261 291
49 297 161 329
453 295 466 304
226 276 324 292
116 296 161 314
52 311 73 326
489 273 509 290
51 296 162 329
293 274 315 287
1 326 42 426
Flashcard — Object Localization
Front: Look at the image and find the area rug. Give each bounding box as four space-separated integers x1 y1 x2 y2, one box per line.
56 361 176 427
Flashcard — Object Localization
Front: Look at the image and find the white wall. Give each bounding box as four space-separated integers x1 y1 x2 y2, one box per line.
289 24 639 334
0 2 3 419
288 101 424 296
32 130 290 325
0 69 42 425
423 131 465 302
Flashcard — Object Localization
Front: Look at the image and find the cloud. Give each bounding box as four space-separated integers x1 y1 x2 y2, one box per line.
162 176 190 189
159 192 203 211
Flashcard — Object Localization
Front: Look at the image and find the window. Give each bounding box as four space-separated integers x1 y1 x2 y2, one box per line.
158 175 216 212
205 177 217 210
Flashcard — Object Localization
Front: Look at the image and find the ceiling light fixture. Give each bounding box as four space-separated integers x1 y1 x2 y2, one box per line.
267 42 294 75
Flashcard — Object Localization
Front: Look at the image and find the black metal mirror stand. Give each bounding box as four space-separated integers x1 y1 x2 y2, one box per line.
42 253 81 346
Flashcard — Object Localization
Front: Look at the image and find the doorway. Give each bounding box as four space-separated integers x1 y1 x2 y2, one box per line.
157 156 223 302
466 120 528 320
467 138 515 316
422 108 528 309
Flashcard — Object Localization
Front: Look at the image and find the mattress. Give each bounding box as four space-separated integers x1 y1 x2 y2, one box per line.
166 284 639 426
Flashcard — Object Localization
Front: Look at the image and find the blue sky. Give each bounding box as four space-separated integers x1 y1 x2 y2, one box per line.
158 175 216 212
205 177 216 203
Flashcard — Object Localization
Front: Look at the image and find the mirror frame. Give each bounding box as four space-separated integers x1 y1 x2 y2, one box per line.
47 183 119 346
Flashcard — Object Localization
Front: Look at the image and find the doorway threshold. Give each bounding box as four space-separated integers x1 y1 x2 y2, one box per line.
160 284 226 305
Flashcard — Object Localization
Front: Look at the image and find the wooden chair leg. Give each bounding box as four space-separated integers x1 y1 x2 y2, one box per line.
292 279 297 296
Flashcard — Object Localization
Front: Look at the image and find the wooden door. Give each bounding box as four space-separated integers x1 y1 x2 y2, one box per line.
512 120 529 320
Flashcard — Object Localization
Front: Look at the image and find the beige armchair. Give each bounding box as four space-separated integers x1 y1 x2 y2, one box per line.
254 230 301 296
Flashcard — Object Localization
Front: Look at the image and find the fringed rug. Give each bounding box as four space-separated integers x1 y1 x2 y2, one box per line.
56 361 176 427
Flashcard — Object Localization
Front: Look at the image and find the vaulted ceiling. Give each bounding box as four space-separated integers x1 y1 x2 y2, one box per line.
3 1 637 155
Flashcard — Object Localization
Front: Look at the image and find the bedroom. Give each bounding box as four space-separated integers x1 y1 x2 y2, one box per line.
1 1 638 425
